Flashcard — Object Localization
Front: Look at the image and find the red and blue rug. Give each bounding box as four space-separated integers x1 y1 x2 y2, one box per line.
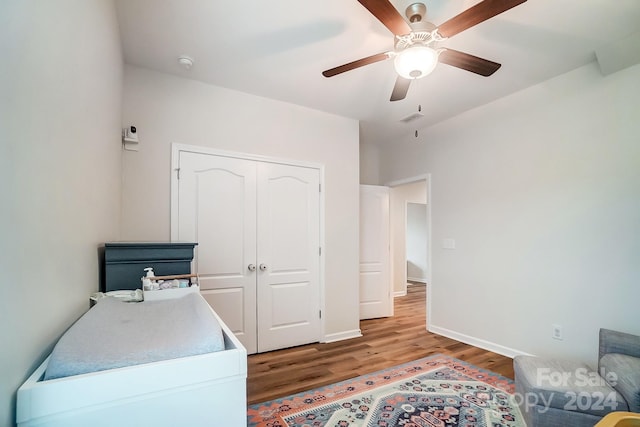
247 354 524 427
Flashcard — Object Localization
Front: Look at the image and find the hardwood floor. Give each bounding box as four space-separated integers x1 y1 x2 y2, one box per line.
247 284 514 405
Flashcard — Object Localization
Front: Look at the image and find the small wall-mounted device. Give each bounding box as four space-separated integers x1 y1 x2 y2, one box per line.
122 125 139 151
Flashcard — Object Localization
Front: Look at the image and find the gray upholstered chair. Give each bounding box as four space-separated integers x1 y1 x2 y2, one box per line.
514 328 640 427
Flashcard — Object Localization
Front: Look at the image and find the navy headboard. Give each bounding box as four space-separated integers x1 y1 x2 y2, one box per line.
103 242 197 291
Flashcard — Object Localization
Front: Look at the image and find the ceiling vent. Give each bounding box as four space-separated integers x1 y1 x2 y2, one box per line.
399 111 424 124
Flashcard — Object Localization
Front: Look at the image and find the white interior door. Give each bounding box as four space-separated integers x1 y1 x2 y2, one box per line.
174 148 321 354
359 185 392 319
256 163 320 352
176 152 258 354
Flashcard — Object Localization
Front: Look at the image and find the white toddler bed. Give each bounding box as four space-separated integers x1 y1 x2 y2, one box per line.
16 291 247 427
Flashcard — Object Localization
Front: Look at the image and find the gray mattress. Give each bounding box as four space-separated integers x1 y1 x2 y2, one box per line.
44 293 225 380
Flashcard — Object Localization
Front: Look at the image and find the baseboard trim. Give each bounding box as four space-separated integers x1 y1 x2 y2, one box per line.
322 329 362 343
428 325 534 359
407 277 427 283
394 290 407 298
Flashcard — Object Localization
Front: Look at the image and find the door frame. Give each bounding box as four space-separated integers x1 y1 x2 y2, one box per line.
170 143 326 342
386 174 432 329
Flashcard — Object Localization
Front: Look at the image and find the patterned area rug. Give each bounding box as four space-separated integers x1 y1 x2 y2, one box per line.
247 354 524 427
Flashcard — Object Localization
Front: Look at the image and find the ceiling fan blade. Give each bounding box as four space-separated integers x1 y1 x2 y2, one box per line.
390 76 411 101
439 48 501 76
357 0 412 36
322 52 391 77
436 0 527 38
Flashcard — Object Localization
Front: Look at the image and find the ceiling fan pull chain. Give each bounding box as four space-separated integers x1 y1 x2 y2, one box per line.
415 104 422 138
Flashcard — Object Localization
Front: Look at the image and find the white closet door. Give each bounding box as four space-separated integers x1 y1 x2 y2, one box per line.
359 185 392 319
256 162 320 352
177 152 258 354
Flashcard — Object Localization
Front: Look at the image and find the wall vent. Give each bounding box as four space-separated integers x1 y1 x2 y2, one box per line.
399 112 424 124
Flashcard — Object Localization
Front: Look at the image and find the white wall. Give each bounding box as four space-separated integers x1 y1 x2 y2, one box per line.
359 141 380 185
121 65 361 341
407 203 428 282
389 181 427 295
0 1 123 425
378 62 640 366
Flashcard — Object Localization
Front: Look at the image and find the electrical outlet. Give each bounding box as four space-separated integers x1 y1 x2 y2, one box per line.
442 238 456 249
552 324 563 340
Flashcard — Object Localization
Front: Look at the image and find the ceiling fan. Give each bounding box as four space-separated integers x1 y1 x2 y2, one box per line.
322 0 527 101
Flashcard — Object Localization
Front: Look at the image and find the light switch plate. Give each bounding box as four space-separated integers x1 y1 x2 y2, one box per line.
442 238 456 249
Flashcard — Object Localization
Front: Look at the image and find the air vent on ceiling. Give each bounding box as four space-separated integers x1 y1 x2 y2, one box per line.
399 112 424 124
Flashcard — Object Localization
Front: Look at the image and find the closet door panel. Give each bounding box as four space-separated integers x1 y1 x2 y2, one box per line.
256 163 320 352
177 152 258 354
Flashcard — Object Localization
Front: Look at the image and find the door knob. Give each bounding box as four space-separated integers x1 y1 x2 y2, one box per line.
248 264 256 272
259 263 268 271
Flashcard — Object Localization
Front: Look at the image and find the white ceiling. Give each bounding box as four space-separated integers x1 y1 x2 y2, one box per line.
115 0 640 146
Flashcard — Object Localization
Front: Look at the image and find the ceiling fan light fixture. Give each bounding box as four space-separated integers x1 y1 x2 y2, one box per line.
394 46 438 79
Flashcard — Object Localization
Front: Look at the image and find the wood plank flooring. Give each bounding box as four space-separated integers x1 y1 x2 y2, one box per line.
247 284 514 405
